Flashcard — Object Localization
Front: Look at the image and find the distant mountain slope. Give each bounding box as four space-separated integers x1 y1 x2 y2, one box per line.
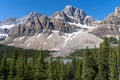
91 7 120 37
1 30 102 56
0 12 42 40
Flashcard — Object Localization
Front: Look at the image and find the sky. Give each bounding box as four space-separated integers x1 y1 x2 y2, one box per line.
0 0 119 21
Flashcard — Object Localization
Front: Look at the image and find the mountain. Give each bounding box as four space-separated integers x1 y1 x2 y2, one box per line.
50 5 98 32
0 5 103 56
51 5 97 26
91 7 120 37
0 18 18 25
0 12 42 28
17 12 42 24
0 12 42 40
8 5 98 38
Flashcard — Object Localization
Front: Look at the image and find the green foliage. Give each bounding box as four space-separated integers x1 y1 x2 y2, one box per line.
9 49 18 79
82 48 96 80
0 44 50 58
16 53 27 79
34 50 47 80
0 53 9 80
98 37 110 80
109 50 119 80
108 37 118 44
75 59 82 80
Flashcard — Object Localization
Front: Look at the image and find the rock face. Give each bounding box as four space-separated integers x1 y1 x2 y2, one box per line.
9 15 53 38
51 5 96 26
8 5 97 38
0 12 42 39
0 18 17 25
91 7 120 37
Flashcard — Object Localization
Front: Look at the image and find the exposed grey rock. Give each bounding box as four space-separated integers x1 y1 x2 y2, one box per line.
17 12 42 24
51 5 96 26
91 7 120 37
0 18 18 25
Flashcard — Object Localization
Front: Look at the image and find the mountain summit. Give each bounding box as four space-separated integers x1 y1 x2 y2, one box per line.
51 5 97 26
115 7 120 15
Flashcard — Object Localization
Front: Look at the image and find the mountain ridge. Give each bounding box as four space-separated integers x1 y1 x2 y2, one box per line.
1 5 120 56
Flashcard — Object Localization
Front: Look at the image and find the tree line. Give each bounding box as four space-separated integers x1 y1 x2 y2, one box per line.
0 37 120 80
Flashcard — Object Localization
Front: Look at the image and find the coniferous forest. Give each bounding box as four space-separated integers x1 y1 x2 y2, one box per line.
0 37 120 80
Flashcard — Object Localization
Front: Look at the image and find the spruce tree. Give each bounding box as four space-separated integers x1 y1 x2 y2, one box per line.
9 50 18 79
0 53 9 80
109 50 119 80
65 61 73 80
75 58 82 80
15 53 27 80
82 48 96 80
117 38 120 79
71 56 76 80
24 63 34 80
0 54 2 65
34 50 46 80
55 58 61 80
60 60 66 80
98 37 110 80
47 57 53 80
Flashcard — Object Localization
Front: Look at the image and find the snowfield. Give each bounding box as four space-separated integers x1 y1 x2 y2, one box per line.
0 33 8 37
0 24 14 29
68 22 94 29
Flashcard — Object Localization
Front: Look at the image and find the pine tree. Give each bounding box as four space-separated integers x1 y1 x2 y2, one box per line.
24 63 34 80
93 47 99 80
82 48 96 80
0 53 2 79
0 53 9 80
9 49 18 79
71 56 76 80
47 57 53 80
15 53 27 80
65 61 73 80
34 50 46 80
60 60 66 80
98 37 110 80
0 54 2 65
109 50 119 80
55 58 61 80
117 38 120 79
75 58 82 80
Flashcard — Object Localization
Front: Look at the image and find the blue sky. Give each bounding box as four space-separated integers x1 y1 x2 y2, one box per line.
0 0 119 21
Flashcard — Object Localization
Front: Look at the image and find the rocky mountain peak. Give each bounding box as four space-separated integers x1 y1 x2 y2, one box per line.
115 7 120 15
64 5 75 16
51 5 96 27
19 12 42 23
64 5 73 9
28 12 42 18
63 5 86 18
1 18 18 25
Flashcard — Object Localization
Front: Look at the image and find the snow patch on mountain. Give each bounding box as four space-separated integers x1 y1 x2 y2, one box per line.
0 33 8 37
0 24 14 29
62 31 82 47
68 22 93 29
